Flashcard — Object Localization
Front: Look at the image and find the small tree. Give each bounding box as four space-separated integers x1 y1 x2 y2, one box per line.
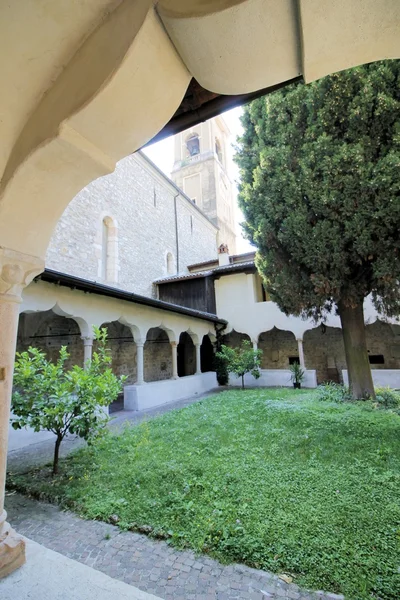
11 327 125 475
216 340 262 389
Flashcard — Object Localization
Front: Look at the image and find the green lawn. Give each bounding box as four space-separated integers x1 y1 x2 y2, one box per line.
9 389 400 599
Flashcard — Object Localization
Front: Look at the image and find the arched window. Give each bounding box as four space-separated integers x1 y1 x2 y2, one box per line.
185 133 200 157
215 137 223 163
166 252 174 275
101 216 118 284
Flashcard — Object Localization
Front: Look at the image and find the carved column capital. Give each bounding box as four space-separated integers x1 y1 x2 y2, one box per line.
0 247 44 301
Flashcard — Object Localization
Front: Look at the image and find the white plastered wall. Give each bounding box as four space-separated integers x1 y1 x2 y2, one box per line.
21 281 216 346
215 272 399 343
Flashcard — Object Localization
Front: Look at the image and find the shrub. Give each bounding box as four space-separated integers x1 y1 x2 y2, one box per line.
374 387 400 410
216 340 262 389
11 327 125 475
315 382 352 403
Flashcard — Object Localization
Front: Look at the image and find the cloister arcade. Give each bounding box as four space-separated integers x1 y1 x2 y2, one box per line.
16 280 219 410
223 320 400 388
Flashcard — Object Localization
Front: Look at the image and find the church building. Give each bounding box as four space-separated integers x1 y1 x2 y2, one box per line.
14 117 400 415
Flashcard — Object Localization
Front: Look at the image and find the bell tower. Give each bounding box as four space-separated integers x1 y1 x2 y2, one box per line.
171 116 237 254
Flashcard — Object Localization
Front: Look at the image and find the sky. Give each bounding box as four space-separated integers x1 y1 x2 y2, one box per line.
143 106 254 254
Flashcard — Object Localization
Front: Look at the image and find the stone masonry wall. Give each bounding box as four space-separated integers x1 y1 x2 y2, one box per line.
303 326 346 384
17 311 84 371
304 321 400 384
46 152 218 298
98 322 137 385
258 329 298 369
144 328 172 382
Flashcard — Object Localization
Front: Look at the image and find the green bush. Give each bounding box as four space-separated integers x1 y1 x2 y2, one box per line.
375 387 400 410
315 382 353 403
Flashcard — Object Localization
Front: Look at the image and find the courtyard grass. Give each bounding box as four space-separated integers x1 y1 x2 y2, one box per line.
8 389 400 599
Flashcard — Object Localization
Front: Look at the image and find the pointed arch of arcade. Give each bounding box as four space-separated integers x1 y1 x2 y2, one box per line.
257 327 298 370
98 320 136 384
17 308 85 371
144 326 174 382
200 334 215 373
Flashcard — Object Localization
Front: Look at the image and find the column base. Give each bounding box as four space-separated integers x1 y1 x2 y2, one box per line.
0 521 26 579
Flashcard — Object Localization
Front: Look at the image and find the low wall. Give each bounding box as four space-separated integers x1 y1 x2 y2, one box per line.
124 372 218 411
342 369 400 389
229 369 317 388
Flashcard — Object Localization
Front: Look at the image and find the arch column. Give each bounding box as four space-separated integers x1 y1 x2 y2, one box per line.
136 341 145 385
297 338 305 369
252 339 258 352
195 343 201 375
171 341 178 379
82 335 94 369
0 248 44 577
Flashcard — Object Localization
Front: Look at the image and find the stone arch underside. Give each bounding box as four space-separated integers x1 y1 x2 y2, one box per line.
1 1 399 264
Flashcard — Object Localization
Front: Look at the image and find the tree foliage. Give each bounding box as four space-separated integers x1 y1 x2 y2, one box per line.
236 60 400 320
11 327 125 474
216 340 262 389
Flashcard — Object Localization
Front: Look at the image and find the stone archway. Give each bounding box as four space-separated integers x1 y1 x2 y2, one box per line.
200 334 214 373
222 329 250 348
258 327 297 369
177 332 196 377
144 327 172 382
365 320 400 369
303 325 345 384
17 309 83 370
98 321 136 384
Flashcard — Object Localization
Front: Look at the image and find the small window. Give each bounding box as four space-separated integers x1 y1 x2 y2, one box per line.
215 138 223 163
186 133 200 157
153 188 157 207
101 216 118 284
166 252 174 275
289 356 300 365
368 354 384 364
190 215 193 234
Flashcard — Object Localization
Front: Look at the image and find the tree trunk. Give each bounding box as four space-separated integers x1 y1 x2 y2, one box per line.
338 300 375 400
241 374 245 389
52 434 63 476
